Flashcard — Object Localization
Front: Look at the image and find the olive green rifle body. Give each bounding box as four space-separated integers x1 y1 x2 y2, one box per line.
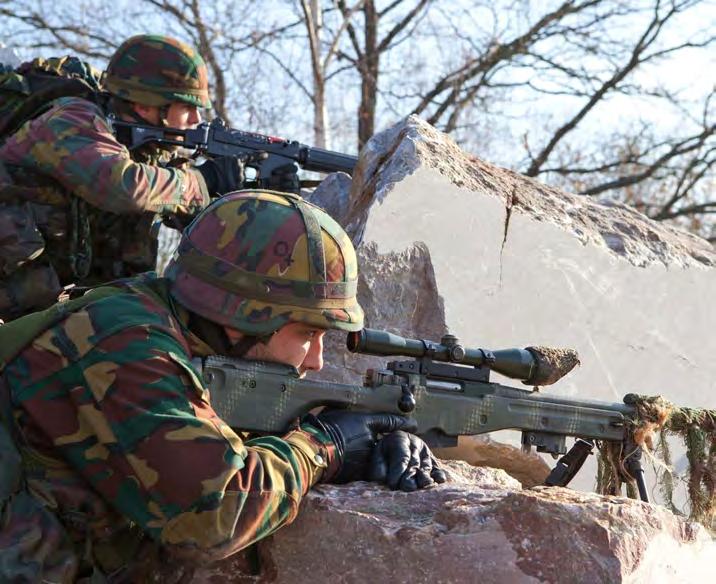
193 329 645 499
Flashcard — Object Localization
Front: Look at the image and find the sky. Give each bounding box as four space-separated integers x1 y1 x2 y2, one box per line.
1 0 713 173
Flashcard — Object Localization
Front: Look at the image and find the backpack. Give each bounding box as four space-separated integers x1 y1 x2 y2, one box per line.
0 56 104 321
0 55 103 140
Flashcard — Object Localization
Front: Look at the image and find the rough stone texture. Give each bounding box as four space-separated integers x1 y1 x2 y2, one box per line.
150 461 714 583
304 170 353 226
345 115 715 268
434 436 551 488
311 115 716 502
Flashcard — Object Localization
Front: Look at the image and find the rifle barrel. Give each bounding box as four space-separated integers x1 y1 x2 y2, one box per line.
300 146 357 174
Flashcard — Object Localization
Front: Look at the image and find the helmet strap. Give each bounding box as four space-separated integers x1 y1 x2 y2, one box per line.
187 310 233 354
110 97 158 126
186 309 271 358
158 104 171 128
227 335 264 358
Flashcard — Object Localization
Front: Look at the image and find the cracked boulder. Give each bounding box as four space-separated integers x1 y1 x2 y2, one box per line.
309 115 716 499
149 461 715 583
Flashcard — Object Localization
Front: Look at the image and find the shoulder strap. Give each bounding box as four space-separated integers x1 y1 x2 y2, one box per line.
0 275 179 372
0 286 125 371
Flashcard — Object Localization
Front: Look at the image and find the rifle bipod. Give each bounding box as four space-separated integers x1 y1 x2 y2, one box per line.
544 438 649 503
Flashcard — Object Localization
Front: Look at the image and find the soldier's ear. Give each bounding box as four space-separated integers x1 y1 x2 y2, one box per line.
129 102 160 125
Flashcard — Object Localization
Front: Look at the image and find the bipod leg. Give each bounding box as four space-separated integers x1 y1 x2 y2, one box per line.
545 439 594 488
623 445 650 503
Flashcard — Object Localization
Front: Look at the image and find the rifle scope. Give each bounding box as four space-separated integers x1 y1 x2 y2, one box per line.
347 328 539 383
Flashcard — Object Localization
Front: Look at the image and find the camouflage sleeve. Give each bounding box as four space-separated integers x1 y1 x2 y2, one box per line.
12 319 338 560
0 97 210 215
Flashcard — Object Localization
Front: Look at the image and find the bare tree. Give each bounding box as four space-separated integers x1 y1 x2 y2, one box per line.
335 0 433 149
0 0 298 126
283 0 365 147
1 0 713 238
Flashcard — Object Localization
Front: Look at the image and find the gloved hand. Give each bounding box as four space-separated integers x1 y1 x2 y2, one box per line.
307 410 417 484
267 163 300 193
368 431 447 492
197 155 245 196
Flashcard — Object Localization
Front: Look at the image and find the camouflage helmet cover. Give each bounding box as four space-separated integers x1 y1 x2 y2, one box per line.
165 190 364 335
104 34 210 108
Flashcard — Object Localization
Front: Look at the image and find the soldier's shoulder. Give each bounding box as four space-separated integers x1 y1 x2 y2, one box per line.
40 95 108 129
67 276 184 345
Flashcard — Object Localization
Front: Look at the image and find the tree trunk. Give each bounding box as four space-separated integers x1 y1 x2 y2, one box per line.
358 0 378 151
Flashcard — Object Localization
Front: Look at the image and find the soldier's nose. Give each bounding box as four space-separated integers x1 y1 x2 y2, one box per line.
301 335 324 374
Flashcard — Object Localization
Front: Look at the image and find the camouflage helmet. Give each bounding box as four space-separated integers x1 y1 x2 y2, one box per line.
164 190 364 335
104 35 210 108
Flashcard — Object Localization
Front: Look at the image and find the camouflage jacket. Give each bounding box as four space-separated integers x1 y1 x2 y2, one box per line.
0 273 338 582
0 96 211 320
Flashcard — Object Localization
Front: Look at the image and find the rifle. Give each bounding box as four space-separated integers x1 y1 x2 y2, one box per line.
110 117 357 188
194 328 652 502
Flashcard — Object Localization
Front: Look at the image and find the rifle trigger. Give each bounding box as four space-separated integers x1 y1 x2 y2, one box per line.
398 385 416 413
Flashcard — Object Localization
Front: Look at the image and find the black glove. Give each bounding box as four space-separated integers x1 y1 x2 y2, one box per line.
197 156 245 196
307 410 417 484
368 431 447 492
267 163 300 193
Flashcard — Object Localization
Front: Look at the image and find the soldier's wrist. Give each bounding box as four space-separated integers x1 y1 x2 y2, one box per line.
292 420 341 482
283 424 340 486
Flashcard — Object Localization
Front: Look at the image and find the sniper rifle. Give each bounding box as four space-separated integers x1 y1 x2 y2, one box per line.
193 328 652 502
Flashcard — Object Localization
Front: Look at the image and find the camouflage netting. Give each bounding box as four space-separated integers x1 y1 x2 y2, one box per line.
596 394 716 530
525 346 580 386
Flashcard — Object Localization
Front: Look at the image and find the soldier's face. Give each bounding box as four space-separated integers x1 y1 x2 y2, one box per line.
229 322 327 377
164 102 203 129
131 102 202 129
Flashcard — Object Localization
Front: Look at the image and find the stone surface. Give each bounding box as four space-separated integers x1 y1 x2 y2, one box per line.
304 170 353 226
152 461 714 583
434 435 551 488
311 115 716 502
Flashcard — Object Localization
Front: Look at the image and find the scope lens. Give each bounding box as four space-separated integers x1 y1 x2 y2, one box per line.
346 331 361 352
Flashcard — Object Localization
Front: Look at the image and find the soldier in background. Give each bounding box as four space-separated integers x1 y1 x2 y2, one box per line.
0 34 243 322
0 190 445 582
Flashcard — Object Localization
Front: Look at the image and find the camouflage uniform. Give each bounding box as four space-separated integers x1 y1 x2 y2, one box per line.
0 191 359 581
0 35 212 322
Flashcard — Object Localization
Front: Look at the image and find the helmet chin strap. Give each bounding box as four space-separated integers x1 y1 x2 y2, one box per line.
158 103 171 128
110 97 171 127
186 309 272 358
227 335 264 358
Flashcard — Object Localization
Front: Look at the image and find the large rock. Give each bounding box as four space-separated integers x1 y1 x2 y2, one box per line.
434 435 550 488
146 117 716 582
153 461 714 583
309 115 716 501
